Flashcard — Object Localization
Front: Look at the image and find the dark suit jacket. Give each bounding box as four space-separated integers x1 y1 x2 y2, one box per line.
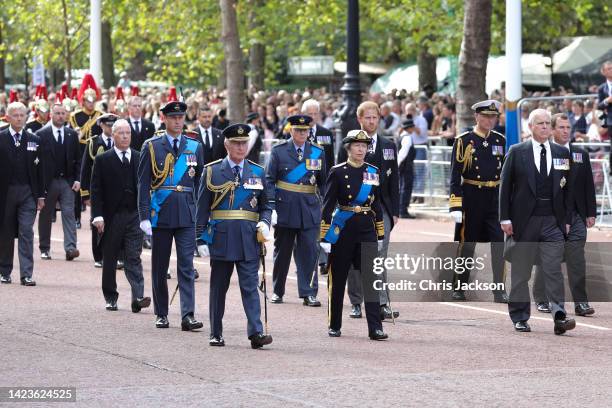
194 126 225 164
128 117 155 152
0 128 45 228
37 124 81 188
499 140 571 240
314 124 335 174
80 134 114 198
337 134 400 224
91 148 139 225
568 144 596 222
597 82 611 126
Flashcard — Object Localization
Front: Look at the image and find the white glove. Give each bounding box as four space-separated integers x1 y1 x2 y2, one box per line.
271 210 278 226
377 240 384 252
320 242 331 254
139 220 152 236
450 211 463 224
197 244 210 257
256 221 271 241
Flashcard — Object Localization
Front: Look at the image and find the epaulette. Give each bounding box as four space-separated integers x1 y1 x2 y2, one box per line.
365 162 379 171
272 140 288 148
247 159 264 169
490 129 506 139
204 158 223 167
154 129 165 136
184 130 199 140
331 162 347 169
454 130 470 139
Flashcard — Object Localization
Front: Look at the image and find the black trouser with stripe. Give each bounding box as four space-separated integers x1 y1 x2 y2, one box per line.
328 215 382 334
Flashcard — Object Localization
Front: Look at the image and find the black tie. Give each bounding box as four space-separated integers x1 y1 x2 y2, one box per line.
173 138 179 156
233 165 241 182
57 130 63 145
205 129 210 148
297 147 303 161
309 128 315 144
106 138 112 150
540 144 547 176
121 151 129 165
14 132 20 146
134 121 140 134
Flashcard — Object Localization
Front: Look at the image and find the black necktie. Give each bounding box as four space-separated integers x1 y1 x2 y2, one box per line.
57 130 63 145
233 165 241 182
540 144 547 176
309 128 315 144
205 129 210 148
121 151 129 165
297 147 303 161
14 132 20 146
106 138 112 150
173 138 179 156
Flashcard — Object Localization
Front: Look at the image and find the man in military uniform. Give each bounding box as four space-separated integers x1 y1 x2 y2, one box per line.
69 76 103 229
81 113 119 268
265 114 326 306
449 99 508 302
25 99 50 134
138 100 204 331
196 123 273 349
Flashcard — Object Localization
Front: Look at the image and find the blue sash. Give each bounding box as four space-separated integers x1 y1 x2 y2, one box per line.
284 145 322 183
324 165 376 244
200 163 263 244
150 138 198 227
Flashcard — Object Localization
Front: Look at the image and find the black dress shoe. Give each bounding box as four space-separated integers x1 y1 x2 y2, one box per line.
380 304 399 320
575 302 595 316
328 328 341 337
493 291 509 303
554 317 576 335
116 260 124 270
65 249 80 261
249 333 273 349
349 304 362 318
514 321 531 332
451 290 466 301
319 264 327 276
105 299 118 311
536 302 551 313
94 261 103 268
41 251 52 260
181 314 203 331
209 335 225 346
270 294 283 304
166 270 172 279
369 329 389 341
155 315 169 328
20 277 36 286
303 295 321 307
194 269 200 280
1 275 12 284
143 238 152 249
131 297 151 313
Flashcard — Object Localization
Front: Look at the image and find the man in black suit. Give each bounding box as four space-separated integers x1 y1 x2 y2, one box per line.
127 96 156 152
81 113 118 268
37 102 81 261
0 102 45 286
596 61 612 170
499 108 575 335
245 112 263 164
91 119 150 313
532 113 597 317
338 101 400 320
193 105 224 164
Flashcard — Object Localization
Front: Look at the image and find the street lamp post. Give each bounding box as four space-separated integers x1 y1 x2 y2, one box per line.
335 0 361 138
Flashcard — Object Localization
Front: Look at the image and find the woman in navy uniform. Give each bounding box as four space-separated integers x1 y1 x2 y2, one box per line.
320 130 388 341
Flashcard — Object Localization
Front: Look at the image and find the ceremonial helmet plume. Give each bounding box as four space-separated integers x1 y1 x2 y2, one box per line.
77 73 101 104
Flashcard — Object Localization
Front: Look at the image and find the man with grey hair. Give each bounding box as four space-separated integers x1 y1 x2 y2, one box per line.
0 102 45 285
91 118 150 312
499 108 575 335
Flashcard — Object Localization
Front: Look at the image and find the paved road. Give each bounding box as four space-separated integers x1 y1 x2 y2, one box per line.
1 214 612 407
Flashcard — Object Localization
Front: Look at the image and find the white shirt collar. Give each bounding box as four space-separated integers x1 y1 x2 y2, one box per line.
531 138 550 150
9 126 21 137
114 146 131 162
129 117 141 123
51 123 63 134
